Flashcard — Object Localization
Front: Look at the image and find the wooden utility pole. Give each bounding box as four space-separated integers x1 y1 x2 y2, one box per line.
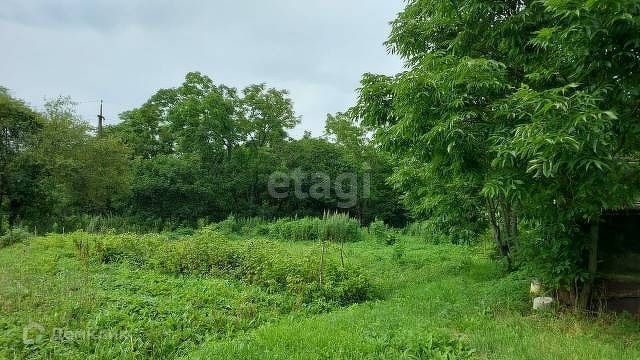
97 100 105 135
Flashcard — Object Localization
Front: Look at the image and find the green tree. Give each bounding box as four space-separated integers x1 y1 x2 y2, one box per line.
325 113 407 225
0 88 43 228
241 84 299 149
35 97 131 218
111 72 300 221
355 0 640 306
128 155 213 222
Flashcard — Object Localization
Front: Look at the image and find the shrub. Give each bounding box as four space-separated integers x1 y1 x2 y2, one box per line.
215 215 241 235
268 217 322 241
320 213 362 243
392 242 406 264
267 214 363 243
384 232 399 245
165 226 195 240
208 216 270 237
80 230 377 307
368 219 398 245
403 221 450 244
368 219 387 240
0 227 32 248
237 217 269 235
56 214 181 235
85 232 165 266
404 221 429 237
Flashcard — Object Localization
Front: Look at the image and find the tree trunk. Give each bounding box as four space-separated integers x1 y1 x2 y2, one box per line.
502 203 512 244
487 199 510 266
509 206 519 251
578 217 600 311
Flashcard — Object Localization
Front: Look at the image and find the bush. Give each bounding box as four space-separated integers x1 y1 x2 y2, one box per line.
320 213 362 243
368 219 398 245
67 232 165 266
56 214 183 235
211 216 271 237
403 221 449 244
80 229 377 307
268 217 321 241
0 227 32 248
165 226 195 240
368 219 387 240
214 215 241 235
237 217 269 236
267 214 363 243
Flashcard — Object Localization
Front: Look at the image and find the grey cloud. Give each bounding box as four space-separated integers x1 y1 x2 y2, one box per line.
0 1 404 136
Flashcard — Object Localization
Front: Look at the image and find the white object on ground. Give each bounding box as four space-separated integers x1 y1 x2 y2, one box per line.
533 297 554 310
530 279 542 295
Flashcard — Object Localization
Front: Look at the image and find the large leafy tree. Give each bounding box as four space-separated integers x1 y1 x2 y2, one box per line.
36 98 131 216
0 88 43 228
241 84 299 149
493 0 640 306
0 92 131 229
111 73 300 221
113 72 242 161
325 113 407 225
355 0 640 305
355 22 514 247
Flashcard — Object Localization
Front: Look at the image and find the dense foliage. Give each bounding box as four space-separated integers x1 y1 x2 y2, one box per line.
0 74 407 234
354 0 640 306
3 2 640 359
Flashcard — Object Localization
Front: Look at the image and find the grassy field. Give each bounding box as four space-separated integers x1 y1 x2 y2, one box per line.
1 230 639 359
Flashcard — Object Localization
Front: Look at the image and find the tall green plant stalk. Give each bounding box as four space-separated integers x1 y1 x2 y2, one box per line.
319 237 325 286
340 239 344 267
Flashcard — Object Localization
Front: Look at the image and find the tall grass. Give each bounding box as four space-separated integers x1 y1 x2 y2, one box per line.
213 214 364 243
268 217 322 241
319 213 362 243
267 214 362 243
403 220 450 244
54 214 183 234
71 229 377 307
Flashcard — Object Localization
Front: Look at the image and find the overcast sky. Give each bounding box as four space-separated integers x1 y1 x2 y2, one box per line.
0 0 404 137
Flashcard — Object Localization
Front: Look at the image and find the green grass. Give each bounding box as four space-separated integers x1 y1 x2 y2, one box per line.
1 232 639 359
0 235 292 359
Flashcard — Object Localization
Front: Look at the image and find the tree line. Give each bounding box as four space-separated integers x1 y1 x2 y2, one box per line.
0 74 407 234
